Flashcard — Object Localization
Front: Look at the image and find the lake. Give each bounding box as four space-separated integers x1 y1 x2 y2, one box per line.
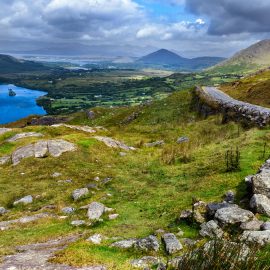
0 84 47 124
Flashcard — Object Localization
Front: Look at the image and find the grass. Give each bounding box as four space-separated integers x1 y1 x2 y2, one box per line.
0 89 270 268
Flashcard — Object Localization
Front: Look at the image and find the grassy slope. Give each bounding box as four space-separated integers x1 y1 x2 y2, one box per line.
221 69 270 107
0 90 270 268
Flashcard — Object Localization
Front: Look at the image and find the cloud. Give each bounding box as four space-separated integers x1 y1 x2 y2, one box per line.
186 0 270 35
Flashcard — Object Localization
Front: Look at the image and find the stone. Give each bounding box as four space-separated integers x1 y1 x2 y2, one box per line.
162 233 182 254
52 172 62 178
144 141 165 147
111 239 137 249
261 222 270 231
72 188 89 201
168 257 183 269
250 194 270 216
0 128 12 135
87 202 106 220
86 110 96 120
224 190 235 203
13 195 33 206
240 220 264 231
87 234 105 245
0 207 7 215
215 207 254 226
93 136 136 151
179 209 192 220
61 207 75 214
52 124 96 133
134 235 159 252
109 213 119 220
181 238 196 247
206 202 238 218
0 156 10 165
193 201 207 224
130 256 160 269
34 140 48 158
70 220 86 226
252 171 270 198
12 144 35 165
177 137 189 144
86 183 98 190
199 220 223 238
48 139 77 157
241 230 270 246
6 132 43 142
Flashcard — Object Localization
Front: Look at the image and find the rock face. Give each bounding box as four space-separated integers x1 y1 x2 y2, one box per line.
72 188 89 201
13 195 33 206
6 132 43 142
199 220 223 238
162 233 182 254
242 230 270 246
93 136 135 151
250 194 270 216
134 235 159 252
12 140 76 165
215 207 254 226
87 202 106 220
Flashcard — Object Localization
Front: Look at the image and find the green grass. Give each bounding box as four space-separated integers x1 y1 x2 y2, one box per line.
0 89 270 268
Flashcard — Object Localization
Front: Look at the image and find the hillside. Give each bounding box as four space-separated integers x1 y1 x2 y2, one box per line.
209 40 270 74
221 68 270 107
0 88 270 269
0 54 48 74
138 49 225 70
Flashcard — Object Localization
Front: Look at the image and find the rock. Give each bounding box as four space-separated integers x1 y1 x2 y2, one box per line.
0 207 7 215
12 144 35 165
181 238 196 247
241 230 270 246
72 188 89 201
134 235 159 252
224 190 235 203
109 214 119 220
177 137 189 144
70 220 86 227
215 207 254 226
34 140 48 158
94 177 100 181
162 233 182 254
168 257 182 269
179 209 192 220
52 124 96 133
52 172 62 178
252 171 270 198
121 111 140 125
87 234 105 245
193 201 207 223
86 110 96 120
261 222 270 231
240 220 264 231
130 256 160 269
6 132 43 142
61 207 75 214
0 156 10 165
111 239 137 249
199 220 223 238
48 139 77 157
250 194 270 216
87 202 105 220
144 141 165 147
157 262 166 270
206 202 238 218
13 195 33 206
93 136 136 151
176 228 184 237
0 128 12 135
86 183 98 190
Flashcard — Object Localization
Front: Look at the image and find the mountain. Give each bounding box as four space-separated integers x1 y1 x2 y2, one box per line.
137 49 225 70
0 54 48 73
209 39 270 74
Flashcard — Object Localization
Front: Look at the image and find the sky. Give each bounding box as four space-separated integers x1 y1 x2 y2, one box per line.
1 0 270 58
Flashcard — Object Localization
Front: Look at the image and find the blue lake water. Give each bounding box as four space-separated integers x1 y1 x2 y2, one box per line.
0 84 47 124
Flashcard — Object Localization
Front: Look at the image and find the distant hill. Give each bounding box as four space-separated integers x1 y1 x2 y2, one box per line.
0 54 48 73
209 40 270 74
137 49 225 70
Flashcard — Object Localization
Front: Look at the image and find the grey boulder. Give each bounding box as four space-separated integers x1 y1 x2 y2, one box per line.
72 188 89 201
13 195 33 206
111 239 137 249
87 202 106 220
199 220 223 238
162 233 182 254
241 230 270 246
250 194 270 216
252 171 270 198
61 207 75 214
134 235 159 252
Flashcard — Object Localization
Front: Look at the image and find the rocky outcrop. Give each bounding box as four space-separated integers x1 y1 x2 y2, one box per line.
93 136 135 151
6 132 43 142
11 139 76 165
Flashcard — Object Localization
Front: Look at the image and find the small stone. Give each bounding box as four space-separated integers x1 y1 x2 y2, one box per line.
71 220 86 226
94 177 100 181
87 202 105 220
261 222 270 231
135 235 159 252
61 207 75 214
86 183 98 190
179 210 192 220
199 220 223 238
87 234 105 245
176 229 184 237
193 201 207 224
52 172 62 178
177 137 189 144
111 239 137 249
109 214 119 220
162 233 183 254
0 207 7 215
72 188 89 201
13 195 33 206
224 190 235 203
